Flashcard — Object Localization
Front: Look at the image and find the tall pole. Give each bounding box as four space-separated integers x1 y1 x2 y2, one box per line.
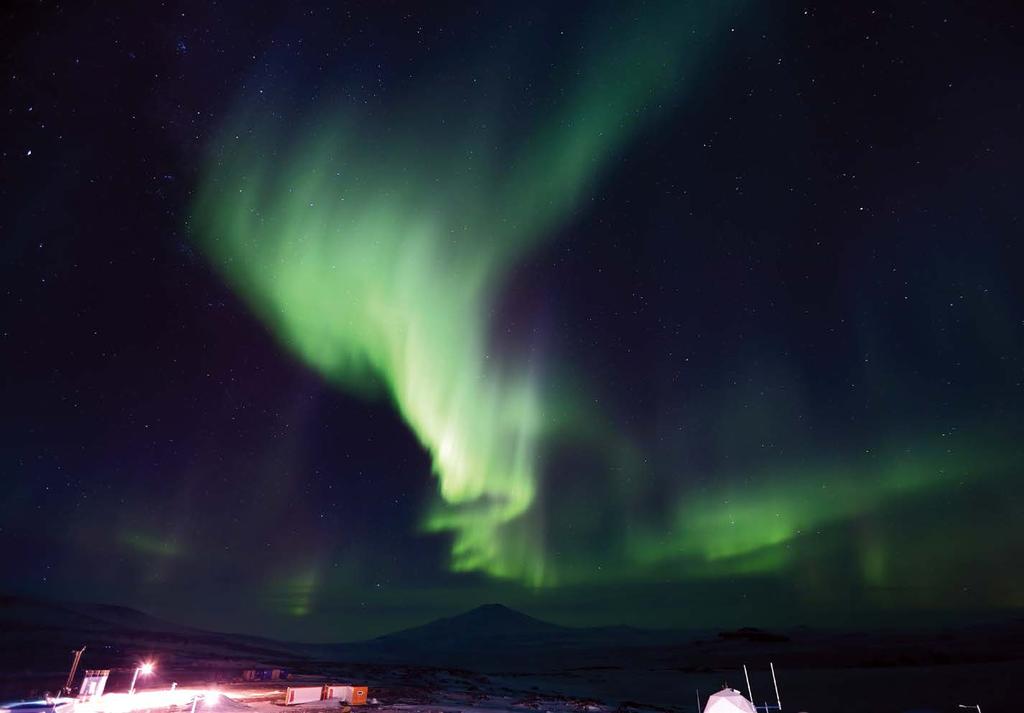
63 646 85 696
695 689 701 712
129 667 140 695
770 661 781 711
743 665 755 709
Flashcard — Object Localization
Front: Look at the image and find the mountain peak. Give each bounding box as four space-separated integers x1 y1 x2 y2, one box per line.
436 602 561 632
463 602 526 617
473 602 513 611
374 603 563 644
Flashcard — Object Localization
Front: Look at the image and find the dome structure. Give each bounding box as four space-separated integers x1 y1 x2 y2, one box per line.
702 688 757 713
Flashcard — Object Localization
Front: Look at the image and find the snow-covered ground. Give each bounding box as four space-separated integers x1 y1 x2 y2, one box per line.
51 659 1015 713
69 686 612 713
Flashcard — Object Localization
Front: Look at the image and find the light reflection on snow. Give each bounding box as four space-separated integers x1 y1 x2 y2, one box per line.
75 688 279 713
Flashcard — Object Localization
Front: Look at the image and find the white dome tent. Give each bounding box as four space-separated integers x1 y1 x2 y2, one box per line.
702 687 757 713
699 662 784 713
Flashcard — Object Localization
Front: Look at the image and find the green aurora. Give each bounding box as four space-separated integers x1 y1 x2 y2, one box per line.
193 1 739 587
192 0 1021 605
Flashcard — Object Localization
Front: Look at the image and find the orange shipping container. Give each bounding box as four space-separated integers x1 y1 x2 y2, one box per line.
322 684 367 705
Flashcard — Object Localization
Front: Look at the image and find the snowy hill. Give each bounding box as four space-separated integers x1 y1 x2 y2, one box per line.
0 594 305 677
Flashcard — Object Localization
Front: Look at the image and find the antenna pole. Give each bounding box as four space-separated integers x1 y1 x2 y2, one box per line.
770 661 782 711
743 664 755 709
63 646 86 696
696 689 701 712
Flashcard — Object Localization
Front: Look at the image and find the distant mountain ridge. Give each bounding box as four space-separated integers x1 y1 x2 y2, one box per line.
367 603 567 643
306 602 701 671
5 594 1020 681
0 594 194 634
0 594 305 674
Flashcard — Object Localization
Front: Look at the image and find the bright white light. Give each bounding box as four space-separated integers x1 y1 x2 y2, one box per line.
139 663 154 676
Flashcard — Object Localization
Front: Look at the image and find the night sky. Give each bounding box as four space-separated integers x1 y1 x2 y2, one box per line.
2 1 1022 642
